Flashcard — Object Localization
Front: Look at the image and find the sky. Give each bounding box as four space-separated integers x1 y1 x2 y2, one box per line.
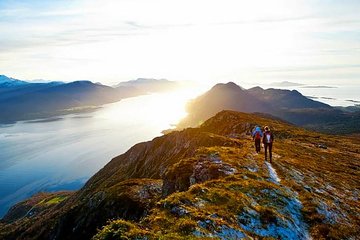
0 0 359 86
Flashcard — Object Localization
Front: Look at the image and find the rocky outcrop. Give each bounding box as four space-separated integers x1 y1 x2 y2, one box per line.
1 179 162 240
162 152 237 196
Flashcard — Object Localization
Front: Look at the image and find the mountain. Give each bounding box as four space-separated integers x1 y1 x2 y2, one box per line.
0 75 29 87
0 77 179 124
0 81 64 100
114 78 179 93
179 82 360 134
247 87 330 109
0 81 132 123
180 82 273 128
1 111 359 239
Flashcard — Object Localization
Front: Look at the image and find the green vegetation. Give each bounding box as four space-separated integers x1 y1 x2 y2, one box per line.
92 219 152 240
39 195 69 206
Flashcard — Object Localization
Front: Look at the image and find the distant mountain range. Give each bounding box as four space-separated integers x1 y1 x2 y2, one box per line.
179 82 360 134
0 75 178 124
114 78 179 92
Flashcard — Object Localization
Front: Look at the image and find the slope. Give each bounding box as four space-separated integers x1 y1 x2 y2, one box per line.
1 111 359 239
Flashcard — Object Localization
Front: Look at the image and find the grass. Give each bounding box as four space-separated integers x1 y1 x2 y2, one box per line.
40 196 68 206
93 111 359 239
2 111 359 240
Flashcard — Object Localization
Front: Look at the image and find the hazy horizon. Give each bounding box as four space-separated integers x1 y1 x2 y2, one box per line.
1 0 359 86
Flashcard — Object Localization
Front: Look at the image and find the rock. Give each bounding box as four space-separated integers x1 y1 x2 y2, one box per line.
317 144 328 149
170 206 189 217
304 186 312 192
162 154 237 196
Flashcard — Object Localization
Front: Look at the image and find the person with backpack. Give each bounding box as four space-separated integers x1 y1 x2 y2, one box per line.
262 126 274 162
252 126 263 153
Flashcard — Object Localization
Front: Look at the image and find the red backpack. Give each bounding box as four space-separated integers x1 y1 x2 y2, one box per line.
255 131 261 140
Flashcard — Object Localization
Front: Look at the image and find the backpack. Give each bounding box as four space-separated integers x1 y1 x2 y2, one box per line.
255 131 261 140
264 132 272 143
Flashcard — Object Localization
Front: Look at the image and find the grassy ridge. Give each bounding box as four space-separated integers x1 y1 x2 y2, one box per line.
1 111 359 239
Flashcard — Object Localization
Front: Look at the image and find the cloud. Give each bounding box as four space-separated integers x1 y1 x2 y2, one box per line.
214 15 315 26
259 64 360 73
0 0 359 84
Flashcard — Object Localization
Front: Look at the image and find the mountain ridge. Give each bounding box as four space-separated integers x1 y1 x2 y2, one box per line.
0 76 178 124
1 110 359 239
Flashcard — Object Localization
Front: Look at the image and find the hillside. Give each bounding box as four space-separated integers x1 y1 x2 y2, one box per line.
178 82 360 134
1 111 359 239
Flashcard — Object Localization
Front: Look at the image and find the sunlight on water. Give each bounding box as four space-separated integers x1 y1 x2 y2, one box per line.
0 89 201 217
98 91 192 128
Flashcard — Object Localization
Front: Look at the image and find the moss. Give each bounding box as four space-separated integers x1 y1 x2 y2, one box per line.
259 208 278 224
41 196 68 206
176 218 197 234
56 132 360 239
92 219 152 240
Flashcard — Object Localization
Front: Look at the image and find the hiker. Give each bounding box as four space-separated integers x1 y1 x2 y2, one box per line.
252 126 263 153
263 126 274 162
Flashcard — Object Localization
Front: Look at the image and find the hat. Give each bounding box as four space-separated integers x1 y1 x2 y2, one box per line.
264 126 270 131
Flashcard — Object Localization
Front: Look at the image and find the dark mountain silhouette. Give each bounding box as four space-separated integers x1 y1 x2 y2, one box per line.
181 82 273 128
247 87 330 109
0 111 358 239
0 76 179 124
179 82 360 134
0 81 133 123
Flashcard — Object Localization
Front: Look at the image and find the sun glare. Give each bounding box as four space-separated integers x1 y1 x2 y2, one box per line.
1 0 331 84
97 85 206 130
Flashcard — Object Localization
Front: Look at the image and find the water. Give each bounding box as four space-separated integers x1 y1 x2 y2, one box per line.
292 85 360 107
240 83 360 107
0 90 197 217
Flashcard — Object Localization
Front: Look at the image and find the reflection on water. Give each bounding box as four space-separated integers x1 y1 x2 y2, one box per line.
294 85 360 106
0 90 198 217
